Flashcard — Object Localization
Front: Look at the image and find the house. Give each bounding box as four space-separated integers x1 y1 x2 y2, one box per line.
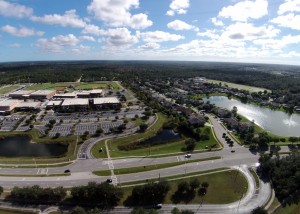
188 116 206 127
224 118 239 129
238 122 254 132
212 107 231 118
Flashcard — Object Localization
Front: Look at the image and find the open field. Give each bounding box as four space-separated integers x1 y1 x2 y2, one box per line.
206 79 270 93
121 169 248 205
0 85 21 94
24 81 120 91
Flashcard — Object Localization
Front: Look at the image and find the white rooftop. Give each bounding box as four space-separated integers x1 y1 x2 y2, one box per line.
30 90 56 95
0 99 20 106
9 90 34 95
61 98 89 106
93 97 120 105
53 93 76 97
47 100 62 106
16 101 41 108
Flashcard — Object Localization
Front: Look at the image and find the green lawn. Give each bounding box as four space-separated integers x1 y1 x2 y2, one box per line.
93 156 221 176
274 203 300 214
92 113 219 158
0 209 37 214
76 82 120 90
206 79 270 93
0 85 21 94
121 169 248 205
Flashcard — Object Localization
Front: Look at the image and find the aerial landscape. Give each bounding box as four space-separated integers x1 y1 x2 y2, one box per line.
0 0 300 214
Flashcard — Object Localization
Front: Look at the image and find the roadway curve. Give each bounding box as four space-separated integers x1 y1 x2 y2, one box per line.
0 113 275 213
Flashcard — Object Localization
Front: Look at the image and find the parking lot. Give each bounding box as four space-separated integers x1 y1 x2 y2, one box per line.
75 123 98 135
0 115 24 131
49 124 73 137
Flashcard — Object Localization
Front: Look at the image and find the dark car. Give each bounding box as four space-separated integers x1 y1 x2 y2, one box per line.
153 204 162 209
231 150 235 153
64 169 70 173
106 178 113 183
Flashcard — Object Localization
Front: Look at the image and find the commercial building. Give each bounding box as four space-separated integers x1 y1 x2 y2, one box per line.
77 89 103 98
30 90 56 100
61 98 89 111
92 97 121 110
0 99 20 114
9 90 34 99
15 101 41 112
53 93 77 99
46 100 63 110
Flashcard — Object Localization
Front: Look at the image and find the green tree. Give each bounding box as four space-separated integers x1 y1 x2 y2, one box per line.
0 186 3 196
251 207 267 214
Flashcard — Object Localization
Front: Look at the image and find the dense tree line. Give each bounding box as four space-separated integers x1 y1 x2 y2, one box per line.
1 61 299 94
258 154 300 203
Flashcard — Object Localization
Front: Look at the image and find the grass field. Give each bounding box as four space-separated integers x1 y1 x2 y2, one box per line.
274 202 300 214
121 169 248 205
206 79 270 93
24 81 120 91
93 157 221 176
0 85 21 94
0 209 37 214
91 113 219 158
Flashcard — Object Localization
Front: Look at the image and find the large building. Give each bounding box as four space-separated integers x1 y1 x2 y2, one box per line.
77 89 103 98
61 98 89 111
0 99 20 114
15 101 41 112
30 90 56 100
53 93 77 99
9 90 34 99
92 97 121 110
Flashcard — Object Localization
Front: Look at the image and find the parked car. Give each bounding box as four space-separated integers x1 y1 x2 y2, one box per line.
106 178 113 183
64 169 70 173
185 154 191 158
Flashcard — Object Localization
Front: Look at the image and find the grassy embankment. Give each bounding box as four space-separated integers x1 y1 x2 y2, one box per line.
0 85 21 94
206 79 271 93
120 169 248 205
93 156 221 176
0 129 78 165
92 113 219 158
24 81 120 91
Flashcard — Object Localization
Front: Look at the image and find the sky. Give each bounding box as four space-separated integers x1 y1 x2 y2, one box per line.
0 0 300 65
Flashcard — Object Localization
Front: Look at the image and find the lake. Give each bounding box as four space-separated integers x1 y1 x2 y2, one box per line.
140 129 181 146
0 135 68 157
203 96 300 137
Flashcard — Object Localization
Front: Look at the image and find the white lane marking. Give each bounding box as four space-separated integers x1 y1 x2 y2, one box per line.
36 168 41 174
176 156 180 162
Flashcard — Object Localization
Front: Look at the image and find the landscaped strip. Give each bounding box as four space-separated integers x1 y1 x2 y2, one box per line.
0 173 70 177
93 156 221 176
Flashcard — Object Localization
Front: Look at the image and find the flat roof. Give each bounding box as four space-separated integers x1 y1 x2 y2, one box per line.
47 100 63 106
9 90 34 95
93 97 120 105
61 98 89 106
53 93 76 97
0 99 20 106
16 102 41 108
30 90 56 95
90 89 103 94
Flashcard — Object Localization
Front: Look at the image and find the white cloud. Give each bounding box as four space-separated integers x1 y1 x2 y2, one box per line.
1 25 44 37
211 18 224 27
271 13 300 30
254 34 300 49
167 20 198 31
166 0 190 16
137 31 184 43
138 43 160 50
0 0 33 18
31 10 86 28
280 51 300 57
278 0 300 15
218 0 268 22
79 36 96 42
72 45 91 54
82 24 103 35
222 23 280 41
87 0 152 29
197 30 219 39
101 28 138 46
36 34 80 52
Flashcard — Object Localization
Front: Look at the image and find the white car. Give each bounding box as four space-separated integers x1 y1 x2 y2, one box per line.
185 154 191 158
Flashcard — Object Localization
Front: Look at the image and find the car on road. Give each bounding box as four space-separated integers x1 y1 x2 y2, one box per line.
231 150 235 153
153 204 162 209
106 178 113 183
64 169 70 173
185 154 191 158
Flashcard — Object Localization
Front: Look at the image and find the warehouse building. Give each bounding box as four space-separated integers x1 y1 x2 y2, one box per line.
61 98 89 112
0 99 20 114
92 97 121 110
9 90 34 99
30 90 56 100
15 101 41 112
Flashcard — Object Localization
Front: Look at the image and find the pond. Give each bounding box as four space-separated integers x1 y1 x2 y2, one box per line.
203 96 300 137
139 129 181 146
0 135 68 157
